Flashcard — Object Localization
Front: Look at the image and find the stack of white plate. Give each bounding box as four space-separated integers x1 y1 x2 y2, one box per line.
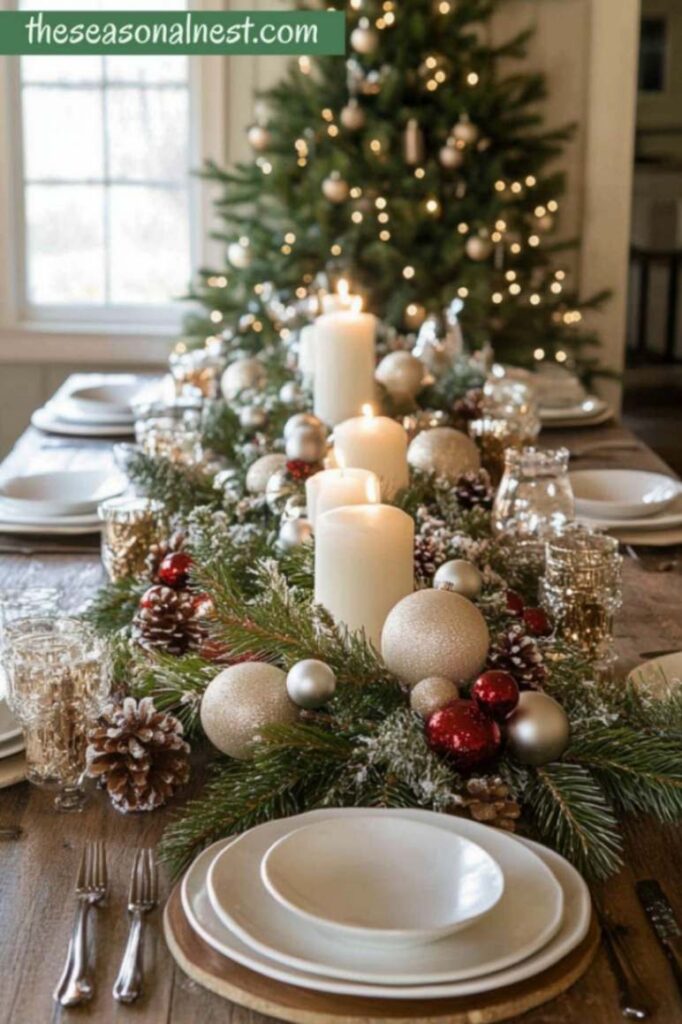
0 468 126 535
180 807 591 1000
0 699 23 764
572 469 682 543
540 396 612 429
31 376 157 438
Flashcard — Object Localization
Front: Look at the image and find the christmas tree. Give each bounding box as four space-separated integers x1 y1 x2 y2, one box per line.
183 0 607 373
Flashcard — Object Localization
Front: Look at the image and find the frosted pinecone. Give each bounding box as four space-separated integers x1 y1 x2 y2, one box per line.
452 388 484 429
414 529 449 584
146 530 187 582
133 585 206 656
462 776 521 832
487 624 547 689
454 470 494 511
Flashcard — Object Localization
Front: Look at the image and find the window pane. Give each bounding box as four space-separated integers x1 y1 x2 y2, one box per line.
23 86 103 181
25 185 105 304
107 86 189 182
105 55 188 84
22 55 103 85
109 186 190 304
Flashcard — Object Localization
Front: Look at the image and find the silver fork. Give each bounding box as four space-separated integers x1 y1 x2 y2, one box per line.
113 849 159 1003
54 841 108 1006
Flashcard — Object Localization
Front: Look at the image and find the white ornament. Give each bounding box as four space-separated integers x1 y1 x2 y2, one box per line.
465 235 492 261
227 239 252 269
407 427 480 482
279 381 304 405
452 115 479 146
285 424 327 463
284 412 326 441
247 124 271 151
351 17 378 54
375 351 424 402
220 357 266 400
239 406 268 434
439 140 464 169
278 518 313 550
433 559 483 600
245 453 287 495
200 663 298 760
340 99 366 131
286 659 337 709
322 172 350 204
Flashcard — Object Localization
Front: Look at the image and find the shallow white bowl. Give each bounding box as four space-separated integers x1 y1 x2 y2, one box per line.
0 469 126 517
260 815 504 948
67 381 140 417
571 469 679 520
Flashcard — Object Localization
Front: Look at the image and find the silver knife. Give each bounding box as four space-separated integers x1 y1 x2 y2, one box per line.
636 880 682 998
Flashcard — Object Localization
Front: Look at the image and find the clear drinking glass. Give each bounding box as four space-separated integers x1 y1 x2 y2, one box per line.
5 622 109 811
0 587 61 699
492 448 575 560
98 495 167 582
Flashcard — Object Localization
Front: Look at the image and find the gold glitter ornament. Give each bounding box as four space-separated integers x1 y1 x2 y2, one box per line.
200 663 298 760
410 677 459 718
407 427 480 482
381 589 490 687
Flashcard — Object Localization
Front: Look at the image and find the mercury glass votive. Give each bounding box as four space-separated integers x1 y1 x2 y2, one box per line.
0 588 61 699
492 447 575 563
169 346 222 400
98 496 167 582
134 402 204 466
540 524 622 671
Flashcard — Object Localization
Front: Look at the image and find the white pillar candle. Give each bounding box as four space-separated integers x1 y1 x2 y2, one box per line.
315 504 414 649
298 324 317 380
306 468 381 526
334 411 410 499
313 311 377 426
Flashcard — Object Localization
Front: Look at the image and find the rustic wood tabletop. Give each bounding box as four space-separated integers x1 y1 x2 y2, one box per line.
0 421 681 1024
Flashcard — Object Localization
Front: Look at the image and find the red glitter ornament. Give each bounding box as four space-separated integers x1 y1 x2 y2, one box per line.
286 459 321 482
471 670 519 722
158 551 192 589
505 590 524 618
523 607 553 637
425 699 502 772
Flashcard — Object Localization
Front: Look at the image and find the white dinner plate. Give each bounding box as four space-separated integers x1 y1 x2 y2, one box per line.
577 492 682 533
260 815 504 948
182 807 589 1000
67 379 142 417
571 469 679 521
540 397 609 423
0 469 126 517
0 700 21 746
0 736 25 760
627 651 682 699
0 502 101 528
206 808 563 986
32 406 135 438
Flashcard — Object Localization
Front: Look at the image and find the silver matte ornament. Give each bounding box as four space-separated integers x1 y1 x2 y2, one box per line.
439 139 464 169
351 17 378 54
285 424 327 464
200 662 298 760
284 412 325 440
465 235 493 261
410 677 459 718
407 427 480 482
247 124 271 151
278 517 313 550
505 691 571 766
227 239 252 269
286 659 337 709
265 468 299 511
245 453 287 495
340 99 365 131
279 381 304 406
452 115 479 145
239 406 268 434
221 357 266 400
433 559 483 600
375 351 424 402
322 172 350 204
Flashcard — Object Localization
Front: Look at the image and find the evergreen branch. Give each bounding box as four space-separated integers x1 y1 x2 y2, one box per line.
83 577 147 635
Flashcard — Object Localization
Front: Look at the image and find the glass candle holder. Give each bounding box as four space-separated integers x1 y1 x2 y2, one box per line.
540 524 623 670
468 414 527 485
98 496 167 582
169 346 222 400
492 448 575 562
0 587 61 699
134 402 204 466
6 622 109 810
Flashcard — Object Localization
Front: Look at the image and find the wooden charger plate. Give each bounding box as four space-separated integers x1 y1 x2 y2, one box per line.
164 883 600 1024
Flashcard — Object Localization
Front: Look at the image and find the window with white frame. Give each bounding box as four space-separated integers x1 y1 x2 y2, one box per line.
15 0 193 322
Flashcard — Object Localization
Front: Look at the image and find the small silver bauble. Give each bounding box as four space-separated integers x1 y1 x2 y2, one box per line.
284 412 325 440
227 239 252 269
265 468 299 511
279 381 304 406
407 427 480 482
239 406 268 435
410 677 459 719
286 659 337 709
245 453 287 495
465 235 493 261
340 99 365 131
221 357 266 401
375 351 424 402
350 17 378 54
285 424 327 464
452 115 479 145
505 691 571 766
278 517 313 551
439 140 464 169
247 124 271 151
322 172 349 204
433 559 483 600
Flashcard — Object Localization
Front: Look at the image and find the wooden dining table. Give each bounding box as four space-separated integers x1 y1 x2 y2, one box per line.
0 417 681 1024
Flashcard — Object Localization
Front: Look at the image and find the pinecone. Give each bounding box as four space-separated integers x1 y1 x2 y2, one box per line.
462 776 521 832
146 529 187 582
454 470 494 510
86 697 190 813
452 388 484 430
487 624 547 689
414 529 449 584
133 585 206 656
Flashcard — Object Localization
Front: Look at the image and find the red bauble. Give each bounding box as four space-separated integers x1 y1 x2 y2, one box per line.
425 699 502 772
471 670 519 722
506 590 525 618
523 607 553 637
158 551 192 589
286 459 321 482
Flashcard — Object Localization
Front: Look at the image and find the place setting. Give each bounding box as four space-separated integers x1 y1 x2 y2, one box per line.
0 465 126 536
31 374 164 440
572 467 682 544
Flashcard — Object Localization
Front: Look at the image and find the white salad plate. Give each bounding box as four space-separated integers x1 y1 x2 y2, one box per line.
0 736 25 760
540 396 608 423
32 406 135 438
627 651 682 699
0 469 126 517
67 379 142 417
570 469 680 521
183 808 588 1000
0 700 21 747
261 815 504 949
54 401 135 426
577 492 682 533
206 808 563 986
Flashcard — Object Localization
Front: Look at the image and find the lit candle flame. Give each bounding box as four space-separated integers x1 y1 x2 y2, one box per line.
337 278 349 301
361 403 374 418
